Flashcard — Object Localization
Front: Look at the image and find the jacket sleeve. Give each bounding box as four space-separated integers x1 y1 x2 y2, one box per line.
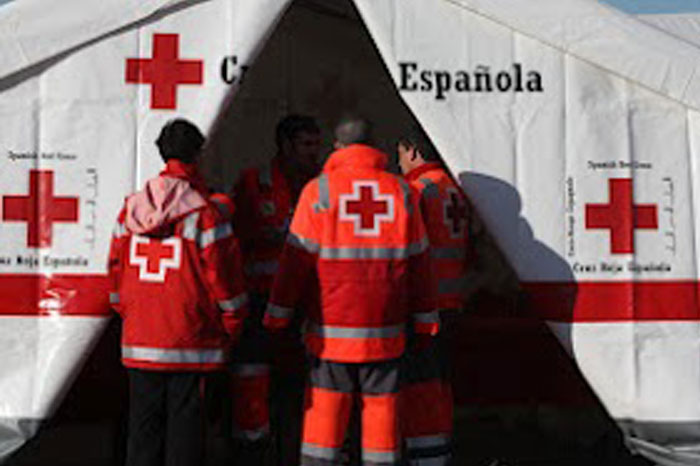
199 206 249 338
107 207 127 316
263 180 320 330
408 189 440 335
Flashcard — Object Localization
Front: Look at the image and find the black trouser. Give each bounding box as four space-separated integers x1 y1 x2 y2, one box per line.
125 369 203 466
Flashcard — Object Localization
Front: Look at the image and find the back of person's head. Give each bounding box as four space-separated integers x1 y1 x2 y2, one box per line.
156 118 205 164
397 125 440 162
275 114 320 150
334 116 373 148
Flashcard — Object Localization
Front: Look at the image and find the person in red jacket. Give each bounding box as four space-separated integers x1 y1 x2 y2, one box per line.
108 119 248 466
396 126 474 465
264 117 439 466
228 115 320 463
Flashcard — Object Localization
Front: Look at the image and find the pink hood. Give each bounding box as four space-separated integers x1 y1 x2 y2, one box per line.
124 162 207 235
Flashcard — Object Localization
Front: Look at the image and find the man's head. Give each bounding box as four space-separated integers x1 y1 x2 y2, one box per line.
333 116 373 149
156 118 205 164
396 125 440 175
275 115 321 174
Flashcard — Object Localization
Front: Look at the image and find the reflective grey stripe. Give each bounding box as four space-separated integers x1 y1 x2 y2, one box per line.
398 177 413 213
414 311 440 324
431 246 466 260
266 303 294 320
122 346 225 364
181 211 200 241
258 164 272 186
219 293 248 313
232 424 269 441
419 178 440 199
438 275 468 295
233 363 269 377
246 260 279 276
109 292 120 305
199 223 233 248
362 449 401 462
406 434 451 449
320 238 428 260
287 232 320 254
301 443 343 461
409 456 451 466
309 323 404 339
314 174 330 211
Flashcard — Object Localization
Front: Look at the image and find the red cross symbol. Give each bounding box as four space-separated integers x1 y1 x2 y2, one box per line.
130 236 182 282
340 181 395 236
585 178 658 254
125 33 203 110
2 170 79 248
444 189 468 238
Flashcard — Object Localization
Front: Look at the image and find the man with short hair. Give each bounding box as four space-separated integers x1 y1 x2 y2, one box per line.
229 115 321 463
264 116 438 466
109 118 248 466
396 125 474 465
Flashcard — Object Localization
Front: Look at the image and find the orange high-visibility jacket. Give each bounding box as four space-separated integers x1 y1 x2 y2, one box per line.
405 162 472 311
263 144 439 363
109 161 248 371
231 158 294 294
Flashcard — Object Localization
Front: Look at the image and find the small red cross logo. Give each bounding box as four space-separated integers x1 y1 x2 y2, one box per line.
125 33 203 110
130 236 182 282
585 178 658 254
444 188 468 238
340 181 395 236
2 170 79 248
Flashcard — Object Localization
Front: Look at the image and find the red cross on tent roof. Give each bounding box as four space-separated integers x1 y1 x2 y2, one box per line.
585 178 658 254
2 170 79 248
125 33 203 110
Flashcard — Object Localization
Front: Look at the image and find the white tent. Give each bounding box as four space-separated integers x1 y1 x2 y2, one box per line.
2 0 700 464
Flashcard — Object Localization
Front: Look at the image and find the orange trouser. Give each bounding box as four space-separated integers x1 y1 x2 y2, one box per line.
301 358 401 466
401 341 453 466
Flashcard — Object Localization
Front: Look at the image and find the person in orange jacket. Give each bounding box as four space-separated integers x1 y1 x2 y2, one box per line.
228 115 321 462
108 119 248 466
396 125 475 465
263 116 439 466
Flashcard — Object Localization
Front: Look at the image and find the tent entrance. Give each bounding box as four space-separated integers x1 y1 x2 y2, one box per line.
198 1 639 465
201 0 417 188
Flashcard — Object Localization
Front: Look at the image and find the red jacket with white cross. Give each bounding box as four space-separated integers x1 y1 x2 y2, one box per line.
108 161 248 371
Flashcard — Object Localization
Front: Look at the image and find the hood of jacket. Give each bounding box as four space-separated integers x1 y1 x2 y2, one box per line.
124 160 208 235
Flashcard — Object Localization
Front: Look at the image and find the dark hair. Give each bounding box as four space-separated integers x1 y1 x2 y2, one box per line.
155 118 205 164
397 125 440 162
275 115 320 150
334 116 372 146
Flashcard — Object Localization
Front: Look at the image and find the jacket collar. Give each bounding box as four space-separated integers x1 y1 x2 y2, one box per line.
161 159 208 194
404 162 443 182
323 144 388 173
